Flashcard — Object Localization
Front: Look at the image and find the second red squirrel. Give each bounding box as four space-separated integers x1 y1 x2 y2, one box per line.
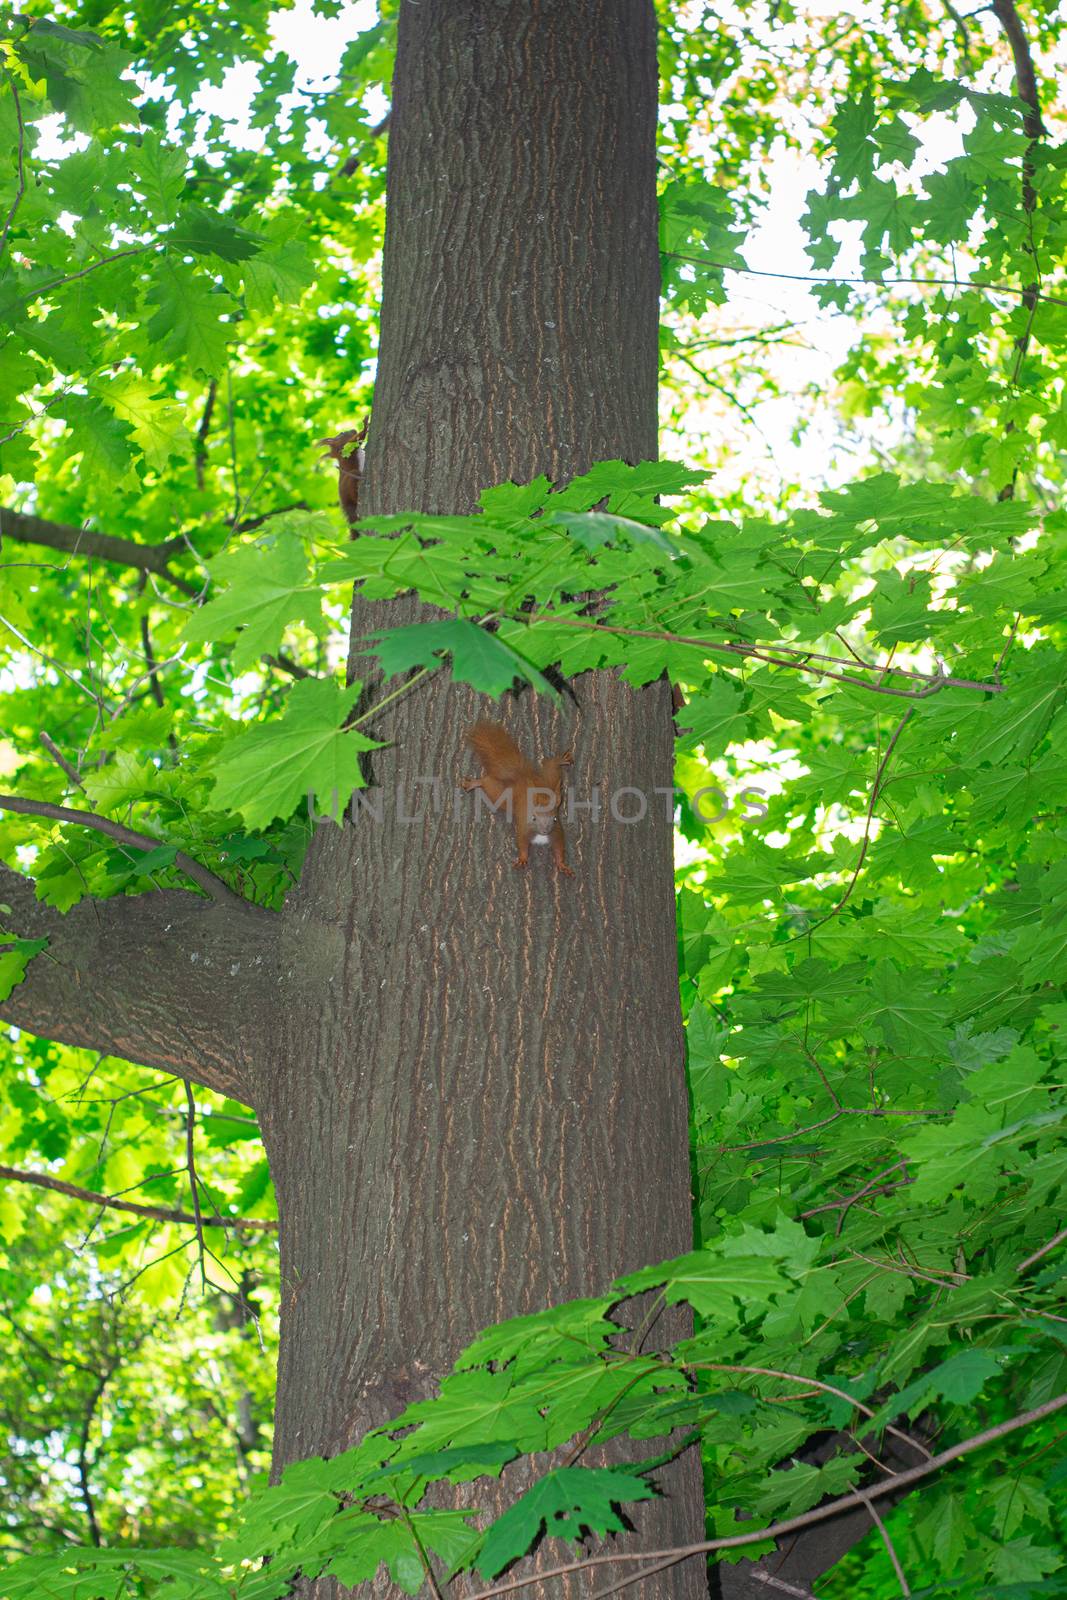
318 418 369 525
461 721 574 876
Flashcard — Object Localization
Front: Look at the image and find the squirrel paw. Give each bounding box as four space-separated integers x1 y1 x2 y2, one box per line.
512 856 529 870
557 864 575 877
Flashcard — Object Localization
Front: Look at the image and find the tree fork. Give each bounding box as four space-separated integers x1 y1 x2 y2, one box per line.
261 2 707 1595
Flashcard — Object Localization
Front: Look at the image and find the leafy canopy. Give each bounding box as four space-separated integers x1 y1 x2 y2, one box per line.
1 1 1066 1596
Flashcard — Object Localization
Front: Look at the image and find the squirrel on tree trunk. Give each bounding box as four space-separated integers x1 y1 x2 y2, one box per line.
461 721 574 876
318 419 368 524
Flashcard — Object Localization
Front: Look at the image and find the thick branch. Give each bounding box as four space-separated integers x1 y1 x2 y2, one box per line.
0 1163 277 1231
0 861 276 1101
991 0 1045 141
0 506 199 596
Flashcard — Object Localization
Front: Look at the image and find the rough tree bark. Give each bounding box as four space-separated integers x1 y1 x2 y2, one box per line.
3 1 708 1595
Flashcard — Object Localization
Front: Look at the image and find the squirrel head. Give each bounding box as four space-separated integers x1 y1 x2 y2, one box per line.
317 421 368 462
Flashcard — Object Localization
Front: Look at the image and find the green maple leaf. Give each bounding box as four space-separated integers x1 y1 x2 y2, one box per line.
706 843 812 903
129 130 188 222
549 458 708 519
206 679 383 829
102 373 191 470
369 1441 517 1486
863 960 950 1055
239 238 315 311
391 1365 556 1456
145 257 232 376
81 749 161 812
547 508 677 555
325 1509 477 1594
616 1246 788 1317
869 569 933 645
0 938 49 1003
676 675 748 756
182 537 323 671
478 476 553 525
17 26 137 133
477 1467 657 1580
62 392 134 479
359 619 558 698
831 88 878 184
919 161 979 245
167 206 263 261
991 1536 1064 1586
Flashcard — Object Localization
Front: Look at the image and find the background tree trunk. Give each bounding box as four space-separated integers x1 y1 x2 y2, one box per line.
259 3 708 1593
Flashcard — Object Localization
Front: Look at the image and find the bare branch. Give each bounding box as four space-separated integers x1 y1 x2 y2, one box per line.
263 652 313 680
0 1162 276 1230
194 379 218 493
991 0 1046 140
0 506 198 597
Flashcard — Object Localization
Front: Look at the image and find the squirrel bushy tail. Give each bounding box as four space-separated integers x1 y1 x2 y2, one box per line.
466 721 534 783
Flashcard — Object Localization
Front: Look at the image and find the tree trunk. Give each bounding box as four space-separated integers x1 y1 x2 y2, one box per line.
259 3 707 1593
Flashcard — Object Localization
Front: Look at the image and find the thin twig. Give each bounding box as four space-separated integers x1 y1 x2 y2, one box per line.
0 792 252 911
39 731 85 791
994 613 1021 683
514 616 999 700
184 1083 208 1290
846 1249 968 1289
855 1488 911 1596
684 1361 931 1462
398 1506 446 1600
0 1163 276 1229
139 616 168 710
662 249 1067 311
748 1574 815 1599
462 1393 1067 1599
10 244 153 311
1016 1225 1067 1275
793 708 913 939
226 369 241 523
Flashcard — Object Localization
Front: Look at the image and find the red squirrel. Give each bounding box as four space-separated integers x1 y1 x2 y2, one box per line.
461 721 574 876
318 418 369 524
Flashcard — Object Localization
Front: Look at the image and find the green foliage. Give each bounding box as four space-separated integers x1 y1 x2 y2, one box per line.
2 0 1067 1596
